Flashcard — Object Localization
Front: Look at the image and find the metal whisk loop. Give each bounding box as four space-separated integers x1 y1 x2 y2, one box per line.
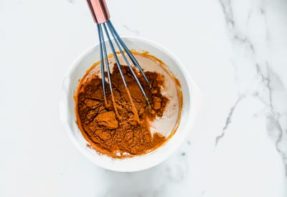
87 0 151 116
97 23 120 117
102 23 140 121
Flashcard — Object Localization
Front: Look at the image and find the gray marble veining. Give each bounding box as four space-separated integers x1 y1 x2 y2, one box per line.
216 0 287 174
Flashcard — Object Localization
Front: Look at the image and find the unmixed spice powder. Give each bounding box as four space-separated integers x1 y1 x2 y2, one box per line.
75 64 168 158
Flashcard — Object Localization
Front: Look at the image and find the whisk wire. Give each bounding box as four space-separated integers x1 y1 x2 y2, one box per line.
97 24 107 105
108 25 151 105
102 22 140 120
102 23 128 88
107 21 151 86
88 0 151 113
99 23 119 117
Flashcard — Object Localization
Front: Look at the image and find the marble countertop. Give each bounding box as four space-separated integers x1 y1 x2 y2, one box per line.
0 0 286 196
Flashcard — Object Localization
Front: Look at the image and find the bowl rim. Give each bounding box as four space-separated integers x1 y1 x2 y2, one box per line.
59 36 201 172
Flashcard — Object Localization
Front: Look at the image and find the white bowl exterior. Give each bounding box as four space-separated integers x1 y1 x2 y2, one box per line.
59 37 201 172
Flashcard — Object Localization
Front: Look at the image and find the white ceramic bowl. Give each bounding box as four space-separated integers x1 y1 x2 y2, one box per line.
59 37 201 172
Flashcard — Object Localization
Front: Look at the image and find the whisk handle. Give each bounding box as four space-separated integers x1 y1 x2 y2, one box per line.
87 0 110 24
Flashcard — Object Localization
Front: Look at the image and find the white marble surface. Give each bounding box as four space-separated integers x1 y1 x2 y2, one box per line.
0 0 287 196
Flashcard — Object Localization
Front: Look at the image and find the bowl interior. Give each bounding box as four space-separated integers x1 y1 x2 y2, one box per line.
60 37 200 172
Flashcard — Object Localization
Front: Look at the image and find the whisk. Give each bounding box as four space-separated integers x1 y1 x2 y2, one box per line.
87 0 151 116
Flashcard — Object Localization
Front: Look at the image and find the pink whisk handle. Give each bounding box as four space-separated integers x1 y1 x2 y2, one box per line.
87 0 110 24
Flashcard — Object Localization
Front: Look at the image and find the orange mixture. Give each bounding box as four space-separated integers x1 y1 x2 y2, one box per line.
75 64 169 158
